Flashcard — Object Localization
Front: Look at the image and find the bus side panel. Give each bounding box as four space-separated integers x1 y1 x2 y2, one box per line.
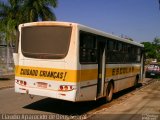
106 64 141 93
77 65 98 101
76 80 97 101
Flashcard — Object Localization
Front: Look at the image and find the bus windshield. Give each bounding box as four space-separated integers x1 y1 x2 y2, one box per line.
21 26 72 59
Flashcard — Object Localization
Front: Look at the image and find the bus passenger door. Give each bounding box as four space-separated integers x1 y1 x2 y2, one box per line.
97 40 106 98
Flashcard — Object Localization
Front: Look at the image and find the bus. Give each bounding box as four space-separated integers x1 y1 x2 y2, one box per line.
13 21 144 102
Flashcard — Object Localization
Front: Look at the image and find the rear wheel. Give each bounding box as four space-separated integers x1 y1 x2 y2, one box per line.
134 75 139 87
106 82 113 102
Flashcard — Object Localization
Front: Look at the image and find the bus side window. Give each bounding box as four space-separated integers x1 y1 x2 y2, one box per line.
107 40 114 51
80 31 97 64
136 47 141 62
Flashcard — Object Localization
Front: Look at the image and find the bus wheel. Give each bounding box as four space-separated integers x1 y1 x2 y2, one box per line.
106 82 113 102
134 75 139 87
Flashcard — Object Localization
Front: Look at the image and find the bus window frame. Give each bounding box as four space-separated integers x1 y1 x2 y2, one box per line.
79 31 98 64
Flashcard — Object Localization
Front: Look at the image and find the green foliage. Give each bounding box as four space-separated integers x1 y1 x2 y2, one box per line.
0 0 21 46
21 0 58 22
153 37 160 61
141 37 160 62
0 0 58 46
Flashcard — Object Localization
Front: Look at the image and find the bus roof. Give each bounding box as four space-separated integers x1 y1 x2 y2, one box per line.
20 21 144 48
76 23 144 48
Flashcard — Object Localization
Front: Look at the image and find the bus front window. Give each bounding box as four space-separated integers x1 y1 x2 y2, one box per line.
21 26 72 59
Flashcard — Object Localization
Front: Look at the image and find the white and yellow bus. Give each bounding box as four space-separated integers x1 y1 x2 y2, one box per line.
13 21 144 102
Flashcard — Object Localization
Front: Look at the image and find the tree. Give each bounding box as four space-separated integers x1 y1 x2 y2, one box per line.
153 37 160 46
0 0 58 45
141 37 160 62
141 42 156 59
0 0 23 68
153 37 160 61
0 0 58 69
0 0 22 46
159 0 160 10
21 0 57 22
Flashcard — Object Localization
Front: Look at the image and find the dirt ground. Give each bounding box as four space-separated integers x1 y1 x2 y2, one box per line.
0 76 14 89
88 80 160 120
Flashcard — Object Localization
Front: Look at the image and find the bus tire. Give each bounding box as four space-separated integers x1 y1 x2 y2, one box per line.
106 82 113 102
134 75 139 87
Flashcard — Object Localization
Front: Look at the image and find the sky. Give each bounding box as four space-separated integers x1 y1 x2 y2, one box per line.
54 0 160 43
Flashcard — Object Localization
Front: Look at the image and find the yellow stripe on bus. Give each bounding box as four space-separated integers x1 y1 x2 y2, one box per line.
15 65 80 82
80 69 98 81
15 65 140 82
106 66 141 77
